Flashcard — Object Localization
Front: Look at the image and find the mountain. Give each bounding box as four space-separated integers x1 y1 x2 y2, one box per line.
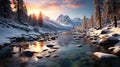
0 15 73 45
56 14 82 28
42 15 73 31
57 14 73 25
72 17 82 27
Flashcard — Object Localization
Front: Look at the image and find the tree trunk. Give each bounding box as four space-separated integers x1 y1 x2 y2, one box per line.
98 0 102 29
17 0 21 22
113 1 117 27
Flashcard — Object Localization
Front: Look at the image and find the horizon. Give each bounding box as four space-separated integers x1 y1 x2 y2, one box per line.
23 0 94 20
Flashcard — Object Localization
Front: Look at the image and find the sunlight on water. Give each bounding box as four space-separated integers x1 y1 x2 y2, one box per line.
29 41 45 52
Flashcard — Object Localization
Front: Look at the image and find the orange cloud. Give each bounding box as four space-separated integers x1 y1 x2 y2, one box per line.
67 3 81 8
63 0 83 8
63 0 71 3
25 1 65 20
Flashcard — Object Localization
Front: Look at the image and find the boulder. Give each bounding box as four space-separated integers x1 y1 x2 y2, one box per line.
52 54 59 58
91 40 98 44
101 29 108 34
51 37 56 40
36 53 43 59
21 51 34 57
108 47 115 52
45 53 51 57
52 46 60 49
37 56 43 59
76 45 82 47
112 33 120 37
46 44 54 48
42 49 48 52
93 52 118 60
109 46 120 56
99 37 119 47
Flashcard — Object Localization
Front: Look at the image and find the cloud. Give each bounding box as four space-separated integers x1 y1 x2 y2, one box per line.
45 1 61 9
67 3 81 8
63 0 83 8
63 0 71 3
25 0 63 10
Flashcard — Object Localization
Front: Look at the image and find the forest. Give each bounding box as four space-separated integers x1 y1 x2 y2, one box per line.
0 0 120 67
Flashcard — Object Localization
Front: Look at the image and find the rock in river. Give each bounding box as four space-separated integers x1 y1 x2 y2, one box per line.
93 52 118 60
21 51 34 57
99 37 119 47
109 46 120 56
46 44 54 48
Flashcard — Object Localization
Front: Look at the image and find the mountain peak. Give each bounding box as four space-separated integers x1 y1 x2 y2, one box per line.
56 14 82 27
56 14 72 24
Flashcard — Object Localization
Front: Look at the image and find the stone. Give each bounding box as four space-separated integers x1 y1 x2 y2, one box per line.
101 29 108 34
45 54 51 57
99 37 119 47
46 44 54 48
21 51 34 57
76 45 82 47
52 46 60 49
91 40 98 44
52 54 59 58
37 56 43 59
42 49 48 52
109 46 120 56
108 47 115 52
112 33 120 37
51 37 56 40
93 52 118 60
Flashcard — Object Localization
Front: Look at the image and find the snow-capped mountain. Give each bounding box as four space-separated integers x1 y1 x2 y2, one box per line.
43 15 73 31
72 17 82 27
56 14 82 27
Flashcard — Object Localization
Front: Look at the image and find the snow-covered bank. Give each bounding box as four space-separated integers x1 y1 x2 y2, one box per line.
0 16 79 45
86 22 120 60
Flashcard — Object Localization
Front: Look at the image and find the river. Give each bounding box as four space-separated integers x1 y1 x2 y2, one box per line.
0 32 120 67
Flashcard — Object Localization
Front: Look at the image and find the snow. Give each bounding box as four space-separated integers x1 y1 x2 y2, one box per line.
108 46 120 54
93 52 118 60
0 15 77 45
56 14 82 28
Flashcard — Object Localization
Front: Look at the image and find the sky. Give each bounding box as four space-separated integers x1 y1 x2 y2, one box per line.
24 0 94 20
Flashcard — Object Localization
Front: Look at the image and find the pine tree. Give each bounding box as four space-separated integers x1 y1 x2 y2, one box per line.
38 12 43 27
0 0 12 18
83 16 87 29
94 0 104 29
13 0 28 23
104 0 120 27
89 15 94 28
30 13 38 26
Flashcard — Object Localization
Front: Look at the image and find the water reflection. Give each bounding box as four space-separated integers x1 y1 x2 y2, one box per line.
0 33 120 67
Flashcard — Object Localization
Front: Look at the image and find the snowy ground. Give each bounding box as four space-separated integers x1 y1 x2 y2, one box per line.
87 21 120 60
0 17 75 45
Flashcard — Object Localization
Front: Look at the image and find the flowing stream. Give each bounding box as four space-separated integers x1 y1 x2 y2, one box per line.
0 32 120 67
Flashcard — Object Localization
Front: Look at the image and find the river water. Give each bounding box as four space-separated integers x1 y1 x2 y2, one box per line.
0 32 120 67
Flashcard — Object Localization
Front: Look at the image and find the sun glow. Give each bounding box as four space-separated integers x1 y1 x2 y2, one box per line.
29 41 44 52
28 9 41 17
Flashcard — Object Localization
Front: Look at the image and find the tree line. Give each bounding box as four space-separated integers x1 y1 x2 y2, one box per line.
82 0 120 29
0 0 43 27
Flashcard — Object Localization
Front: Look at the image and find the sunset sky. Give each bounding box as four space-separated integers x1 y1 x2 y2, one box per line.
24 0 94 20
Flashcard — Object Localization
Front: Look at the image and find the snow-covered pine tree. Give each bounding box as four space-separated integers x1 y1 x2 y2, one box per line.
13 0 28 23
0 0 12 19
38 12 43 27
